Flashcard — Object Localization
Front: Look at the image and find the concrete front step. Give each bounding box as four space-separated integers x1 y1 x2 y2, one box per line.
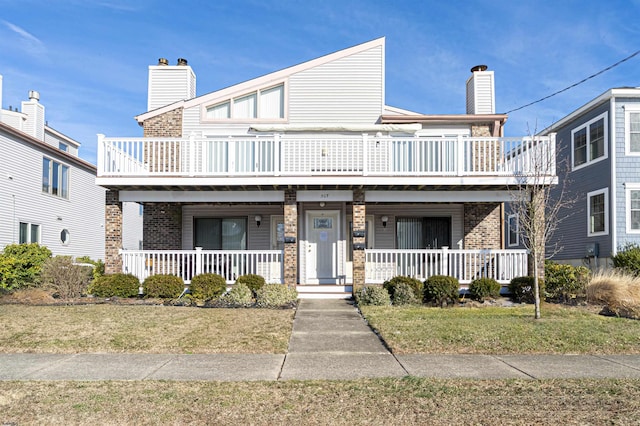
296 284 353 299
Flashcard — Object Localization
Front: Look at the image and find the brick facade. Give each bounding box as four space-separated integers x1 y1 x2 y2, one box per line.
105 189 122 274
284 189 298 287
351 189 366 293
143 203 183 250
142 108 183 138
463 202 502 249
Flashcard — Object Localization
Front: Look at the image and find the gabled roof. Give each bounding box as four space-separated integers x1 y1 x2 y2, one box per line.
135 37 386 124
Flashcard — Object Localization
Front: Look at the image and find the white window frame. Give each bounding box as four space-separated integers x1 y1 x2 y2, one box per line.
19 222 41 244
42 157 70 199
571 112 608 171
625 105 640 156
507 214 519 247
587 188 609 236
270 215 284 251
626 183 640 234
203 82 287 123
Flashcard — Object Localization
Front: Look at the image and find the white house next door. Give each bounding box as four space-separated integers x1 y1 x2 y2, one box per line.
305 210 340 284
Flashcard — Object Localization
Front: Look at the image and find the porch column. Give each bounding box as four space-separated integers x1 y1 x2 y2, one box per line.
105 189 122 274
284 189 298 287
352 188 366 294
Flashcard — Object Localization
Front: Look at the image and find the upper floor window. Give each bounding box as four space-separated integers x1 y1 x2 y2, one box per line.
625 106 640 155
59 142 69 152
205 83 284 121
572 113 607 170
42 157 70 199
19 222 40 244
587 188 608 236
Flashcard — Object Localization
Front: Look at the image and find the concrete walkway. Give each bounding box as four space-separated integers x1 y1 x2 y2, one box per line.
2 299 640 381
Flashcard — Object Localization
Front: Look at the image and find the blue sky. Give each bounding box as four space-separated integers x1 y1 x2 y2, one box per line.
1 0 638 165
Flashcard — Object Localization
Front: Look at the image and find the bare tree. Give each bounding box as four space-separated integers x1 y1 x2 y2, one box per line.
507 129 577 319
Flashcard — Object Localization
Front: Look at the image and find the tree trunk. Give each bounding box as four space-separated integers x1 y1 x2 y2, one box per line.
533 253 541 319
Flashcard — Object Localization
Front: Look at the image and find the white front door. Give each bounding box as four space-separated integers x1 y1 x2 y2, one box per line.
306 210 340 284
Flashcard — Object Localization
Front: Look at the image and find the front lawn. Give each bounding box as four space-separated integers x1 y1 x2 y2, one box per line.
361 303 640 354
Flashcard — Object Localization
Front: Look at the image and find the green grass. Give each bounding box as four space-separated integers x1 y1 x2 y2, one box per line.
2 378 639 425
0 305 294 354
361 304 640 354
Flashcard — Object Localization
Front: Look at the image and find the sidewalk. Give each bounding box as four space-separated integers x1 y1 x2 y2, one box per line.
2 299 640 381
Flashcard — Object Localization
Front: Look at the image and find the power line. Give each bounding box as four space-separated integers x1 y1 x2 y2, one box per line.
503 49 640 114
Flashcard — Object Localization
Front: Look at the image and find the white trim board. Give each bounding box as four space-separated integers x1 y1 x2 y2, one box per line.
365 190 513 203
119 190 284 203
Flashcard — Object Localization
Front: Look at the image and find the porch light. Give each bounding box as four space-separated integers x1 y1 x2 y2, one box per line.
255 215 262 227
381 216 389 228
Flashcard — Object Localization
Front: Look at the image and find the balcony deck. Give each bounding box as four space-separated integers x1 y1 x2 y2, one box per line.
97 134 556 188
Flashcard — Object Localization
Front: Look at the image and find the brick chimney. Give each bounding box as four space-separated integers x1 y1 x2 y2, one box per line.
147 58 196 111
466 65 495 114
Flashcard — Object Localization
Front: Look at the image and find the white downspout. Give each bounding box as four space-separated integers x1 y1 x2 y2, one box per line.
610 97 617 259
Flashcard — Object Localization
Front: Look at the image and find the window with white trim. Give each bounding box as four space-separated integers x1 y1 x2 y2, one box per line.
572 113 607 169
205 83 284 121
627 184 640 233
507 214 519 247
625 106 640 155
19 222 40 244
271 215 284 251
587 188 608 236
42 157 69 199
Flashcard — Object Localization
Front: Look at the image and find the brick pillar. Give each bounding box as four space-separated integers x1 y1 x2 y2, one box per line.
143 203 182 249
284 189 297 287
463 203 502 249
105 189 122 274
352 189 366 294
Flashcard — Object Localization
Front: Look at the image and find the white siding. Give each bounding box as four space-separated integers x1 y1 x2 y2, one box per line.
466 71 495 115
288 45 384 125
0 129 105 260
148 66 196 111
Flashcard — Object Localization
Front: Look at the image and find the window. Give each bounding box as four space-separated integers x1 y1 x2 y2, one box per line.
625 106 640 155
193 217 247 249
42 157 69 199
19 222 40 244
626 184 640 233
60 229 70 245
587 188 608 236
59 142 68 152
507 214 519 247
205 83 284 121
271 215 284 250
396 217 451 249
571 113 607 169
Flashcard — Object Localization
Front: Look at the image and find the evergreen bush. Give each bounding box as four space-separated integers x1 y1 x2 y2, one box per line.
612 243 640 277
219 282 255 307
383 275 423 301
508 276 545 304
235 274 266 294
390 281 419 305
468 277 501 301
189 273 227 300
143 274 184 299
423 275 460 307
255 284 298 308
544 260 590 303
88 273 140 298
0 243 52 291
354 285 391 306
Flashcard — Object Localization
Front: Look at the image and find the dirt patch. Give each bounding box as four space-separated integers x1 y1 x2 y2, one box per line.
0 288 164 306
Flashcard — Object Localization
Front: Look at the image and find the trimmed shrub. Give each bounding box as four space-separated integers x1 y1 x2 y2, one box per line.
75 256 105 281
508 276 545 304
468 277 501 301
390 281 419 305
235 274 266 294
219 282 255 308
88 273 140 298
40 256 92 299
612 243 640 277
0 243 52 291
143 274 184 299
355 285 391 306
383 276 423 302
189 273 227 300
423 275 460 307
255 284 298 308
544 261 590 303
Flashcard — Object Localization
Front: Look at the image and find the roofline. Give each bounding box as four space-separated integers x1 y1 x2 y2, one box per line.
135 37 386 124
540 87 640 134
45 125 81 147
380 114 508 124
0 122 96 172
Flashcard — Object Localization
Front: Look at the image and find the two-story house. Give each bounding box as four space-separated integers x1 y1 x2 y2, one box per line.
97 38 556 298
538 87 640 270
0 75 106 260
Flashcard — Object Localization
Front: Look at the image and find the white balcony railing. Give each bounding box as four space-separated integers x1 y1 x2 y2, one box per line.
365 248 528 284
98 134 555 179
120 248 527 287
120 248 284 284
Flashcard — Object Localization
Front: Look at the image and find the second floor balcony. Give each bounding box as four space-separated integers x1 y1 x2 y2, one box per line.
96 133 556 188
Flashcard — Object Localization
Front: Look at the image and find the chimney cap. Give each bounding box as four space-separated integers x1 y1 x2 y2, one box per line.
177 58 188 66
470 64 488 73
28 90 40 101
158 58 169 66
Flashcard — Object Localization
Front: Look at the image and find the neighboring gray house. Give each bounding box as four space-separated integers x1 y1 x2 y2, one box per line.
0 74 109 260
533 87 640 270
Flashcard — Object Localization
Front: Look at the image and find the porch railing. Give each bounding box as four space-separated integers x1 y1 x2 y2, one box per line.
120 248 284 285
98 134 555 179
365 248 528 284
